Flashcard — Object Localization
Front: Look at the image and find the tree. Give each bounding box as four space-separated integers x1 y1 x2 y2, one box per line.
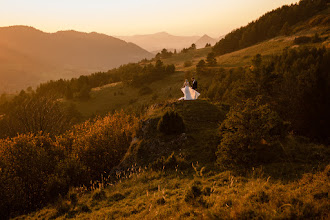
196 59 206 74
0 93 6 104
280 22 291 36
205 43 211 48
206 52 217 66
166 64 175 73
157 110 185 135
217 97 287 170
190 43 196 50
77 85 91 100
1 94 74 137
64 86 73 100
155 60 165 73
252 54 262 68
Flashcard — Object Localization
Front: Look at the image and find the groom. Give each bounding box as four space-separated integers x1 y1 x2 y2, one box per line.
191 77 197 90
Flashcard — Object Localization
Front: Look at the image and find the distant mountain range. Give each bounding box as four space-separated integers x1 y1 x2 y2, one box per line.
0 26 153 93
117 32 222 53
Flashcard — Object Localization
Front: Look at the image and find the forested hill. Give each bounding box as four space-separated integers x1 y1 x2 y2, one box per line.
0 26 153 93
213 0 329 55
0 1 329 219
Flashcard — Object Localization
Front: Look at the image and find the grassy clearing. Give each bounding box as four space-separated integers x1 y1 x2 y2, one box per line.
18 165 329 220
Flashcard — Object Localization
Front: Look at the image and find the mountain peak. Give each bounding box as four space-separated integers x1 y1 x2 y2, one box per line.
154 31 171 36
195 34 217 48
201 34 211 38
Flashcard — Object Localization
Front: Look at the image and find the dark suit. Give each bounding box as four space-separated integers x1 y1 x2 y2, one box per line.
192 80 197 90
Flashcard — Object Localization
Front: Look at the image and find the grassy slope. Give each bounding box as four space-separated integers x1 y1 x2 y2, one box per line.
17 99 329 219
17 166 330 219
68 24 329 118
15 14 330 220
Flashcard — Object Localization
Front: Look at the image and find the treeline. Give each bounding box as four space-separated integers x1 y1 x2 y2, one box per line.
0 92 82 139
213 0 327 55
35 61 175 100
0 61 174 138
0 111 138 218
202 46 329 143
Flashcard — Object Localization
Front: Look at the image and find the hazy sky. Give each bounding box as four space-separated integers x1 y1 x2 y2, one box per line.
0 0 299 37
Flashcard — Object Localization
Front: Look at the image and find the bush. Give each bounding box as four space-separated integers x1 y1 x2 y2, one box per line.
92 190 107 201
0 133 67 217
138 86 153 96
109 193 126 202
157 110 185 135
80 204 91 213
150 152 189 171
217 97 287 170
71 111 138 180
293 36 311 44
184 181 208 207
184 61 193 67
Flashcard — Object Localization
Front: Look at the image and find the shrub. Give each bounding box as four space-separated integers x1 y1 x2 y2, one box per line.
80 204 91 213
109 193 126 202
217 97 287 170
150 152 189 171
55 157 90 187
55 201 71 217
184 181 208 207
293 36 311 44
184 184 202 202
92 190 107 201
151 94 158 101
0 133 67 217
71 111 138 180
156 197 166 205
184 61 193 67
69 193 78 207
157 110 185 135
138 86 153 96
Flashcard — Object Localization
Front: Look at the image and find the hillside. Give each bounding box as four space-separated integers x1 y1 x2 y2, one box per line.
64 21 329 118
1 2 330 219
0 26 153 93
13 100 329 219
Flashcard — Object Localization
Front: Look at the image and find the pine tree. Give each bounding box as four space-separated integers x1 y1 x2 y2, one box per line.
206 52 217 66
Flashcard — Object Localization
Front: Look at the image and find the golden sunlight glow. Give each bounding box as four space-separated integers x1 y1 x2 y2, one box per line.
0 0 299 37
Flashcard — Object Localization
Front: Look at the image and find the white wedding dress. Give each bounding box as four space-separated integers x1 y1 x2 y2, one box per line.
179 82 200 100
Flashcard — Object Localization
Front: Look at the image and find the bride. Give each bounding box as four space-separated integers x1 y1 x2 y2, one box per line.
179 79 200 100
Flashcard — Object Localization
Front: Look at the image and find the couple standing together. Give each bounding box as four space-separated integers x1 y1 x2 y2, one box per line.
179 77 200 101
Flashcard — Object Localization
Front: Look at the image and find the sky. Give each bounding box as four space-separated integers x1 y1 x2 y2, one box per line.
0 0 299 38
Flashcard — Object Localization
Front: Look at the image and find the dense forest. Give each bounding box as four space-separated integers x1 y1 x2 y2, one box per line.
213 0 328 55
202 47 330 142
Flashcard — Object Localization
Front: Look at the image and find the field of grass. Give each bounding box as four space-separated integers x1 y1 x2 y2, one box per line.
17 163 329 219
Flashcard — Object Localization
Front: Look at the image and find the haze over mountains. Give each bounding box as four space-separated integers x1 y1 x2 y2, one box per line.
117 32 221 53
0 26 153 93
